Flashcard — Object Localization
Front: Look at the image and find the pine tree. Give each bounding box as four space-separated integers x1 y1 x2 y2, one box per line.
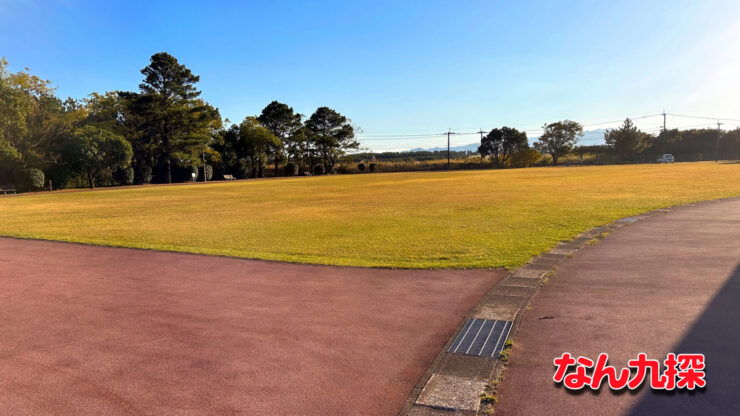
136 52 220 183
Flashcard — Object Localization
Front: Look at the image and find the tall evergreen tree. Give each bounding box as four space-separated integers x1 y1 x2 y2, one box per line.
257 101 303 175
304 107 357 171
136 52 221 183
604 118 652 162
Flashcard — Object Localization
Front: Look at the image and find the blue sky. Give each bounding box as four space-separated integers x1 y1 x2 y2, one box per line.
2 0 740 151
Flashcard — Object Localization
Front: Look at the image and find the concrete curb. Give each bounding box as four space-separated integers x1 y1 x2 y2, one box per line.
399 208 671 416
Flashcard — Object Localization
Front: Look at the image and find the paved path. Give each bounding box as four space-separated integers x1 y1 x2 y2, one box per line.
496 198 740 415
0 238 504 415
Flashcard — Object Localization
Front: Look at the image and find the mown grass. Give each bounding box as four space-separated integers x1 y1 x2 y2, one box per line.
1 162 739 268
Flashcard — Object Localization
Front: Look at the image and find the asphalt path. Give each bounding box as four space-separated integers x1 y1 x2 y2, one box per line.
495 198 740 415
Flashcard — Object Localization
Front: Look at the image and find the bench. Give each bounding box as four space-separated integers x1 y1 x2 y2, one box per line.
0 185 16 195
222 174 236 181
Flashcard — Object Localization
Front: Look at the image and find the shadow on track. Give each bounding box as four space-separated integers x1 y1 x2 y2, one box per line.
628 263 740 415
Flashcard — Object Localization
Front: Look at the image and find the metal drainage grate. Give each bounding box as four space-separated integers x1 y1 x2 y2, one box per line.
616 216 640 223
448 318 512 357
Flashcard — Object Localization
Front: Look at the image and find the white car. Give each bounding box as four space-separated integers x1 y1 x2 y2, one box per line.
657 154 675 163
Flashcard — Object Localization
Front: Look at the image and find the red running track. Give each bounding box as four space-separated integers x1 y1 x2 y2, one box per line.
0 238 503 415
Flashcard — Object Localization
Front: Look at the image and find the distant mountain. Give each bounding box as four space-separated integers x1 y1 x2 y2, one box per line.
575 128 607 144
528 128 607 144
405 128 607 152
408 143 480 152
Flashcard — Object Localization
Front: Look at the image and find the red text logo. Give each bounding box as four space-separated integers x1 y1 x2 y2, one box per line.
553 352 706 391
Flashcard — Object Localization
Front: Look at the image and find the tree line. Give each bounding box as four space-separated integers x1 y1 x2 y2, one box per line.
0 53 358 191
4 52 740 192
476 120 584 167
600 119 740 163
478 118 740 166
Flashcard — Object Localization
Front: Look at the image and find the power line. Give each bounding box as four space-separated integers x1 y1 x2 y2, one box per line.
359 135 448 141
579 113 662 128
519 114 661 133
667 113 740 123
357 114 663 142
360 132 447 138
669 122 723 129
356 112 740 145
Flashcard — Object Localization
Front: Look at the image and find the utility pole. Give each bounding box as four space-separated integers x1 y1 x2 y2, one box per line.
661 110 667 154
447 129 451 170
715 121 721 162
662 110 666 132
478 129 485 163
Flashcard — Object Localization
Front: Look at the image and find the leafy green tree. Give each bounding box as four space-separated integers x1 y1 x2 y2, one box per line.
288 125 309 168
83 91 153 183
534 120 583 165
604 118 652 162
84 92 138 139
27 168 45 189
113 166 135 185
510 148 542 168
0 57 56 167
0 58 85 187
573 144 609 162
478 126 529 166
238 117 281 178
0 136 21 166
257 101 303 175
171 99 222 181
212 124 244 178
12 168 45 191
61 126 133 188
720 128 740 159
656 128 722 161
135 52 221 183
305 107 358 171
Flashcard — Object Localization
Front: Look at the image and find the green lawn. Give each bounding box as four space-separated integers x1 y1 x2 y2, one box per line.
2 162 740 268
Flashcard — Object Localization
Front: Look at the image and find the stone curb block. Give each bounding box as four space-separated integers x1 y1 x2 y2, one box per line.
415 375 488 412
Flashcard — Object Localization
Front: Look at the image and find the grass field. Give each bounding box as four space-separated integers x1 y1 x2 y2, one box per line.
1 162 740 268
